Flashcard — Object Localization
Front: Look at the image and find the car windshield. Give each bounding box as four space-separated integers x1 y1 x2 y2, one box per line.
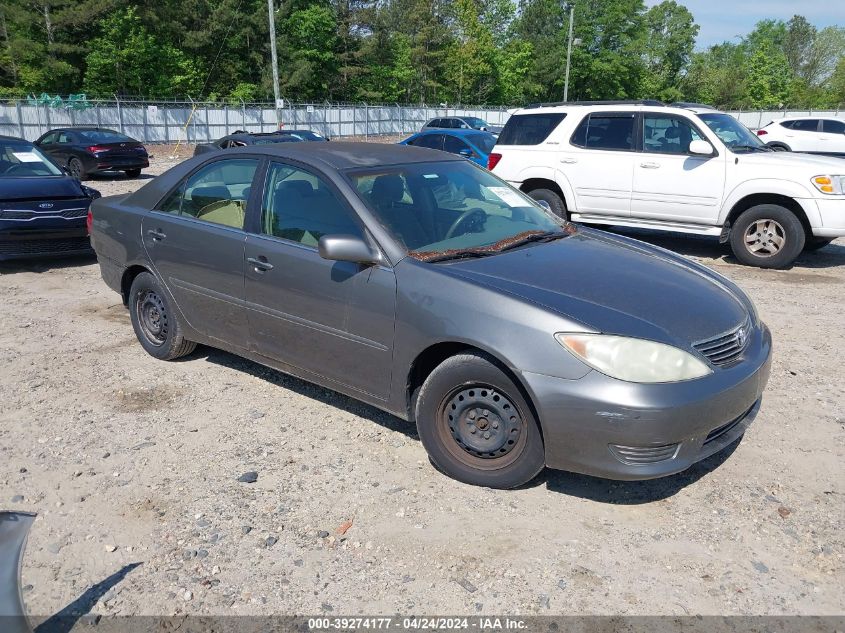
78 130 134 143
698 113 766 151
466 133 496 154
463 117 490 129
0 141 63 177
349 160 569 261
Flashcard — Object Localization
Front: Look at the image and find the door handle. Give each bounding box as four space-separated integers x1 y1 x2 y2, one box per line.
560 157 578 164
147 229 166 240
640 162 661 169
247 256 274 272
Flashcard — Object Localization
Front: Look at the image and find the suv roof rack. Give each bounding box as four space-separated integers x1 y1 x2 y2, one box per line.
524 99 666 109
669 102 716 110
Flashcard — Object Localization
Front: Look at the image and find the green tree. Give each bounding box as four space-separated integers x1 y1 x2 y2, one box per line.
641 0 698 101
745 42 790 108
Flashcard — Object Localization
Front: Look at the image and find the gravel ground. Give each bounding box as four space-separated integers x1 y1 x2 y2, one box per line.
1 148 843 619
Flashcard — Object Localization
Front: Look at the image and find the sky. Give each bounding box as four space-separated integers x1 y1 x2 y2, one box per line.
643 0 845 49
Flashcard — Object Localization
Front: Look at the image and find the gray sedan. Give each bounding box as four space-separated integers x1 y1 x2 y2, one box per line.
90 143 772 489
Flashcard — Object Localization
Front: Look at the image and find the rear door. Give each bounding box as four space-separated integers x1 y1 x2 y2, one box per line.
141 157 261 349
244 160 396 399
819 119 845 155
563 111 636 217
630 112 726 225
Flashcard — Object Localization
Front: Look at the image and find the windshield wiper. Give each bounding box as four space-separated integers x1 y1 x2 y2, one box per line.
414 249 496 263
731 144 771 153
497 230 569 252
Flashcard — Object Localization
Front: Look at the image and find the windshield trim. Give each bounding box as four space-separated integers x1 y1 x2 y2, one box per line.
697 112 765 153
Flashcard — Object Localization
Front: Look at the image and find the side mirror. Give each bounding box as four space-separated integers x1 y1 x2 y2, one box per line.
689 139 715 156
459 148 473 158
535 199 552 212
318 235 380 265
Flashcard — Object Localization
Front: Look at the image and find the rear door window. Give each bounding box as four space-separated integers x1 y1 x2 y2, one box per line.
496 113 567 145
413 134 445 150
790 119 820 132
156 158 259 229
571 113 636 151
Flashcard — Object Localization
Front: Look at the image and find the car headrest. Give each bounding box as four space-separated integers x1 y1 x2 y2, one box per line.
371 175 405 205
664 127 680 139
276 180 313 197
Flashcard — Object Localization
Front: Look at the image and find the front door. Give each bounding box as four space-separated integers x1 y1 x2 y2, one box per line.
244 161 397 400
141 157 260 349
561 111 636 217
630 113 727 225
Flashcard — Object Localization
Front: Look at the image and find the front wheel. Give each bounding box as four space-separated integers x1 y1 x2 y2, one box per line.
415 352 545 489
128 271 196 360
729 204 805 268
527 188 568 220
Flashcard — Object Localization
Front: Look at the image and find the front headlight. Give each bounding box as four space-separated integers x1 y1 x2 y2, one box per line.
811 175 845 195
555 333 712 383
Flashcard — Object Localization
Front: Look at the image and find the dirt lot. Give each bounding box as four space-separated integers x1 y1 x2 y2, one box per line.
1 148 843 619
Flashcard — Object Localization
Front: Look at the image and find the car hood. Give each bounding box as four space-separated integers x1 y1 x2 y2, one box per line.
737 150 845 172
0 175 87 202
439 230 750 347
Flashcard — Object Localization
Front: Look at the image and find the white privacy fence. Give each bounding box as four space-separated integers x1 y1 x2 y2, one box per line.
1 97 841 142
0 98 513 143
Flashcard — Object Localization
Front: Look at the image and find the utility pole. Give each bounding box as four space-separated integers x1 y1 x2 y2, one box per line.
563 4 574 102
267 0 282 127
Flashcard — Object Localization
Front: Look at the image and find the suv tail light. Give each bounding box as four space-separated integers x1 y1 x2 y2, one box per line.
756 129 767 136
86 208 93 235
487 152 502 170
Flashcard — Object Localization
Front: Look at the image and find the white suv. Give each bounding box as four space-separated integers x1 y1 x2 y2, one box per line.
489 102 845 268
756 116 845 156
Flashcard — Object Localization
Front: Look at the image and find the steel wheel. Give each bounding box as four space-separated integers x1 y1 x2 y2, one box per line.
135 289 169 347
437 384 528 470
744 218 786 258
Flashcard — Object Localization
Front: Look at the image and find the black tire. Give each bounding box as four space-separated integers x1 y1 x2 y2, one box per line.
766 142 791 152
128 271 196 360
729 204 805 269
415 352 545 489
124 168 142 178
526 188 568 220
68 157 86 180
804 237 834 252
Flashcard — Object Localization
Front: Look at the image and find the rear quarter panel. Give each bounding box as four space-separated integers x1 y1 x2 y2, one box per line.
90 194 148 295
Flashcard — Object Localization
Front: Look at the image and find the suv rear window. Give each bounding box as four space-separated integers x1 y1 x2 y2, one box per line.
496 113 566 145
571 113 636 151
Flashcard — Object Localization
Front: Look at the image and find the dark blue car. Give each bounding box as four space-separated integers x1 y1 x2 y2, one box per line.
398 129 497 167
0 135 100 260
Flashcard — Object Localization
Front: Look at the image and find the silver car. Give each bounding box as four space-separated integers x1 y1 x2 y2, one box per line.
90 143 772 489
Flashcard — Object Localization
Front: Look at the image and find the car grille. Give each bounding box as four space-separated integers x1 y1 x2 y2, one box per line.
703 404 755 447
608 442 680 465
693 319 751 366
0 237 91 256
0 207 88 221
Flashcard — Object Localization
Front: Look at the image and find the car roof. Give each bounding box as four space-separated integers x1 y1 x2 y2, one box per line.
776 115 844 121
416 128 494 137
42 127 120 133
0 135 31 142
513 101 722 117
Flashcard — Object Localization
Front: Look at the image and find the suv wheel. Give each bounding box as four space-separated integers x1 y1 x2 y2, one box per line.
729 204 805 268
128 272 196 360
527 188 568 220
415 352 545 489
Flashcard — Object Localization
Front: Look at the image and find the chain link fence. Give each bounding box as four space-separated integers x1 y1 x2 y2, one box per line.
2 96 842 142
0 97 513 143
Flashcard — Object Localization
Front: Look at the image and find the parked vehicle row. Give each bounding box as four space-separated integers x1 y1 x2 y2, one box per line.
486 102 845 268
193 129 329 156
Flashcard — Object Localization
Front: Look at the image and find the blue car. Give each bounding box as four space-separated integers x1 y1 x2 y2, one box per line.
0 135 100 260
398 129 497 167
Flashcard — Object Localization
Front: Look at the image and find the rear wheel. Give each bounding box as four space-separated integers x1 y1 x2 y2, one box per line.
415 352 545 489
128 272 196 360
729 204 805 268
68 157 86 180
526 188 568 220
124 168 142 178
804 237 834 252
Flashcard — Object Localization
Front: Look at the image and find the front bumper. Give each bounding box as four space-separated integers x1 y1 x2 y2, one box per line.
521 324 773 480
0 226 92 261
